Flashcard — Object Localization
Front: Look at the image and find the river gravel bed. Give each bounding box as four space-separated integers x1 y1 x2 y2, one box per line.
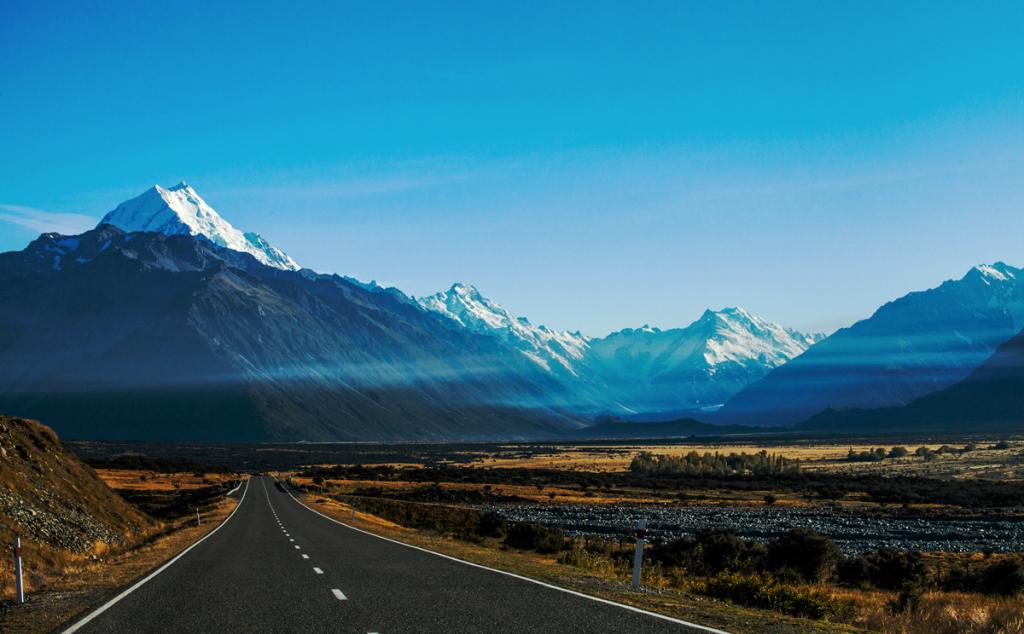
488 504 1024 554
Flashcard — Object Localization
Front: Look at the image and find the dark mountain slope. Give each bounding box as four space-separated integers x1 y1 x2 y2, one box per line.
716 263 1024 426
0 227 578 441
803 327 1024 432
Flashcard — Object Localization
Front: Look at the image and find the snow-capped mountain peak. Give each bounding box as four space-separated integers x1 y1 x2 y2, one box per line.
582 307 824 412
971 262 1018 283
98 183 300 271
691 307 824 367
418 284 589 374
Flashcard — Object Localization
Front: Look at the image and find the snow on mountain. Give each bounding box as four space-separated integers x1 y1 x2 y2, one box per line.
582 308 824 412
418 283 821 413
591 308 822 372
717 261 1024 426
98 183 300 271
418 283 589 375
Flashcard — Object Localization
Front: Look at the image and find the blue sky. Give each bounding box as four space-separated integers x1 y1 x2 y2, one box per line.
2 1 1022 335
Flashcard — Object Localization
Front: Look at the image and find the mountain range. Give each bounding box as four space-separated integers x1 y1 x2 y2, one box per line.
715 262 1024 426
0 183 1021 440
417 284 822 415
803 324 1024 433
0 222 576 441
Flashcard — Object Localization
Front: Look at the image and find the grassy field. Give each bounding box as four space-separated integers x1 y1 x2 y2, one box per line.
464 440 1024 481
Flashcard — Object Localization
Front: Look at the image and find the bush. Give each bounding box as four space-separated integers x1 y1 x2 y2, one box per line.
838 550 927 590
977 557 1024 596
889 446 909 459
766 528 841 582
649 528 765 575
503 523 565 554
477 511 507 538
700 571 842 619
846 447 888 462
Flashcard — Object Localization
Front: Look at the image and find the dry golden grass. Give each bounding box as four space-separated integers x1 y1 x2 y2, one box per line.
849 591 1024 633
464 440 1024 482
291 475 673 505
94 469 236 492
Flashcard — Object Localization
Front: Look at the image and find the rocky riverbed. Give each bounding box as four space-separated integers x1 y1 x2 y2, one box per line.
489 504 1024 554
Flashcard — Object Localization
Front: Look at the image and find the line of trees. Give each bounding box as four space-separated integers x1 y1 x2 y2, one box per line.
629 450 800 476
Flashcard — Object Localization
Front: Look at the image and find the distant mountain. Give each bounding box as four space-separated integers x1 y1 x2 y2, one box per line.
582 308 823 414
419 285 820 414
100 182 300 271
570 415 754 440
418 283 589 376
717 262 1024 426
803 326 1024 433
0 222 579 441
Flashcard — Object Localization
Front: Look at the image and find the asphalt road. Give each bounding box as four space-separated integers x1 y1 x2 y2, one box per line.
63 476 724 633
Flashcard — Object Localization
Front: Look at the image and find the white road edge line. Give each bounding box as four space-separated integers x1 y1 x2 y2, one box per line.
282 480 730 634
62 478 252 634
331 589 347 600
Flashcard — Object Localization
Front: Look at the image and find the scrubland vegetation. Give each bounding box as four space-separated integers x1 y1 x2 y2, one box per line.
285 437 1024 634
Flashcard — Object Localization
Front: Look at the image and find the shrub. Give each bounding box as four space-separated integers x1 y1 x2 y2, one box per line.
700 571 842 619
763 493 777 506
503 522 565 554
838 550 927 590
649 528 764 575
766 528 841 582
847 447 888 462
977 557 1024 596
477 511 507 538
889 446 909 459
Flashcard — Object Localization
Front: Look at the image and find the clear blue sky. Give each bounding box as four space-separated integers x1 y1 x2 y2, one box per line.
2 1 1022 335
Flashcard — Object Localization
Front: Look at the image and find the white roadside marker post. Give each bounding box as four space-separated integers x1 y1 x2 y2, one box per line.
631 519 646 590
14 536 24 603
196 507 201 526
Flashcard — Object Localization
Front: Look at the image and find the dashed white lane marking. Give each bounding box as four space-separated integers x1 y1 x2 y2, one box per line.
313 567 324 574
280 478 731 634
302 554 309 559
294 545 301 549
290 539 295 542
331 589 347 600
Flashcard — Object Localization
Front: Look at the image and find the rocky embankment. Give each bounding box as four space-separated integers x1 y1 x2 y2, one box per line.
0 415 151 554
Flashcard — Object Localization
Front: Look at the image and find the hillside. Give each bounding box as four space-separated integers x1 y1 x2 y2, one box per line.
0 415 151 560
0 226 577 442
717 262 1024 426
803 327 1024 433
